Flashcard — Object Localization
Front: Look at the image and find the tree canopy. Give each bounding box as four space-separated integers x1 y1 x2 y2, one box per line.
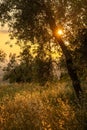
0 0 86 43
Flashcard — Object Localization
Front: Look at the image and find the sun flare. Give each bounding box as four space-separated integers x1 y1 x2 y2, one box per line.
56 29 63 36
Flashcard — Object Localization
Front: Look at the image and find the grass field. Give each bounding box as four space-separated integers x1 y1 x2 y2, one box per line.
0 81 87 130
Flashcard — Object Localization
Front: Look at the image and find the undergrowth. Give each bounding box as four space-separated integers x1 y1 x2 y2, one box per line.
0 82 87 130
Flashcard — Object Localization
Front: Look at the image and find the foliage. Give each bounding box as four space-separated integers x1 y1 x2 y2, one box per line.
71 28 87 79
3 49 33 83
75 28 87 62
34 57 53 85
0 0 86 41
0 49 6 63
0 82 87 130
3 46 53 84
3 53 19 83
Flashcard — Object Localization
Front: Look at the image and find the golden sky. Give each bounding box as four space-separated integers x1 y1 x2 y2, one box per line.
0 30 20 59
0 26 64 61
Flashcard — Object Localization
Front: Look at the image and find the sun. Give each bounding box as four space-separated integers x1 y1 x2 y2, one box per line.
54 27 64 37
56 29 63 36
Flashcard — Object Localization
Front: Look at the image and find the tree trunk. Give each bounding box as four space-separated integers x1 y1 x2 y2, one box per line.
44 3 83 99
56 38 82 99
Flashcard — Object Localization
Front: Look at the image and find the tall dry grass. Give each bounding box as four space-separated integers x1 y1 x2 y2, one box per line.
0 82 87 130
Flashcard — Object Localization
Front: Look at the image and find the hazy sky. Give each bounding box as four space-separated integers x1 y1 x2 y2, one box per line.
0 26 63 61
0 26 20 59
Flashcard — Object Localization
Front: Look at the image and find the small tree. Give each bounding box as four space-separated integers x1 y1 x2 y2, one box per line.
3 53 18 83
18 45 33 82
3 47 33 83
0 49 6 63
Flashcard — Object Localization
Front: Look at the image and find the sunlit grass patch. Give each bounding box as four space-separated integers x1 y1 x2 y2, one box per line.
0 82 87 130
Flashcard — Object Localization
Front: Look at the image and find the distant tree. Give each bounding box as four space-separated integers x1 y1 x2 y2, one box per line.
19 45 32 66
0 0 87 98
0 49 6 63
18 45 33 82
3 53 18 82
3 47 33 83
33 41 53 84
34 57 52 85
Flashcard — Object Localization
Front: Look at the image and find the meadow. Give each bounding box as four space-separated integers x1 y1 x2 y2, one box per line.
0 81 87 130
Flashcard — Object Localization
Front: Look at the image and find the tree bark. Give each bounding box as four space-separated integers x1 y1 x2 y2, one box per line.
44 5 82 99
56 38 82 99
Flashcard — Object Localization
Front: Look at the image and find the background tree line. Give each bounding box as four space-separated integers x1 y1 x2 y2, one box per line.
2 28 87 85
3 44 54 84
